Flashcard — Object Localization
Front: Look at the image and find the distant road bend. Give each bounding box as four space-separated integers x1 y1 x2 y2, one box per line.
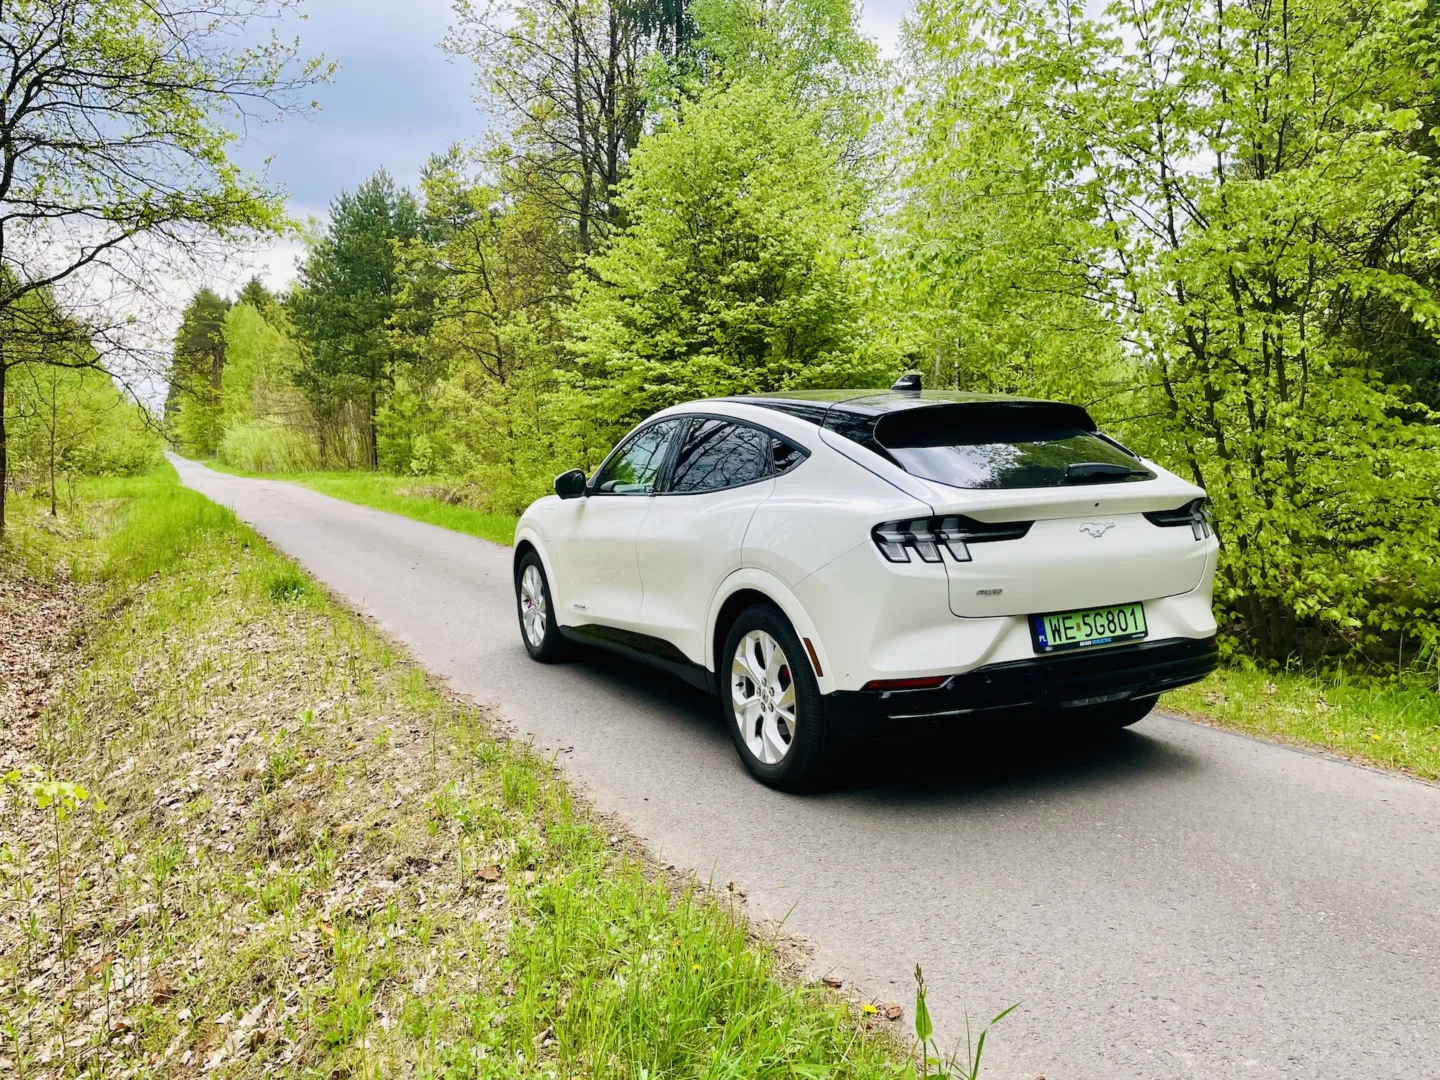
173 454 1440 1080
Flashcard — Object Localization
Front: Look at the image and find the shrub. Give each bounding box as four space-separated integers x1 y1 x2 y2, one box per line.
217 420 320 473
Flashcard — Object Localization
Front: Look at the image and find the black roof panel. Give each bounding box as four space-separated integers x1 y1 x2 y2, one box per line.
726 389 1050 414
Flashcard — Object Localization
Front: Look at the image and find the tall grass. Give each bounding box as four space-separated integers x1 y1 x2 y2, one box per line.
216 420 320 473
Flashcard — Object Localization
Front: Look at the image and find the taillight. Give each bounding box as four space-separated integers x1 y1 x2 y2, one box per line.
1143 498 1213 540
872 516 1032 563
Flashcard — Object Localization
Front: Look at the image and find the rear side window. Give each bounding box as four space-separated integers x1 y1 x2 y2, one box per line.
771 436 805 475
670 419 771 493
874 406 1153 490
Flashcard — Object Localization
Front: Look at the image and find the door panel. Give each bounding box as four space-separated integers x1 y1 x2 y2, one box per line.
637 419 775 665
549 419 681 628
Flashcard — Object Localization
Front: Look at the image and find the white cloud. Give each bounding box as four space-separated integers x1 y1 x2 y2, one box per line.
859 0 912 58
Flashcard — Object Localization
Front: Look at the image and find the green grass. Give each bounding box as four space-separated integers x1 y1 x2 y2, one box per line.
203 460 519 546
0 466 930 1078
1164 664 1440 780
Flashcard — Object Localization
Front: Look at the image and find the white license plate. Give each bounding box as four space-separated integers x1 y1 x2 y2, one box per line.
1031 602 1148 653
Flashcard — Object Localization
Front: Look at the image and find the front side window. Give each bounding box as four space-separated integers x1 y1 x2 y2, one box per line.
593 419 682 494
670 419 771 493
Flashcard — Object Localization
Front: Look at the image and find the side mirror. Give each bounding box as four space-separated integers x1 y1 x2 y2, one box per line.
554 468 587 500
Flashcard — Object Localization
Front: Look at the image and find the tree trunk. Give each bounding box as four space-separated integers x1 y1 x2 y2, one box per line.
368 385 378 470
47 386 57 517
0 359 7 537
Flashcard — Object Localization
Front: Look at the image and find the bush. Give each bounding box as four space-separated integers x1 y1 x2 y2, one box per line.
217 420 320 473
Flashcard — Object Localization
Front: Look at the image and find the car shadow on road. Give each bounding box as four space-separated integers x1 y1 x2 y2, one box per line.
567 644 1202 808
831 724 1202 809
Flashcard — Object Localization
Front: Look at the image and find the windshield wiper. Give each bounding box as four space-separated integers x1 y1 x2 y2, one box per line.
1063 462 1152 484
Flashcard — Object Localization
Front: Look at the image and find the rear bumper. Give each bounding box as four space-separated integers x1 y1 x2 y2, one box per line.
824 636 1218 737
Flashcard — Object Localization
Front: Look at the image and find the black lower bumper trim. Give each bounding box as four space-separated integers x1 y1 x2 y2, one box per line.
826 636 1218 736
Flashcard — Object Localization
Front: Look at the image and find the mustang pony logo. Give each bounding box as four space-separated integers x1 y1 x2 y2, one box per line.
1079 521 1116 538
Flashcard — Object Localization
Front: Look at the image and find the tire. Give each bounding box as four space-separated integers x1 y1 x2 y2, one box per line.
721 604 833 792
515 550 568 663
1089 695 1158 730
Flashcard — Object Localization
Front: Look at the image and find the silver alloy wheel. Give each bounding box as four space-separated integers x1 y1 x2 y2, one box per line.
519 564 547 647
730 629 798 765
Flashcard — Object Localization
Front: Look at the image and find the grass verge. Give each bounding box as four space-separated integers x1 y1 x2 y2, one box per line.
1164 665 1440 781
202 460 518 546
0 467 916 1078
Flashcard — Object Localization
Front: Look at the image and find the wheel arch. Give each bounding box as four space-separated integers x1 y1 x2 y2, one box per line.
707 569 834 694
513 528 565 615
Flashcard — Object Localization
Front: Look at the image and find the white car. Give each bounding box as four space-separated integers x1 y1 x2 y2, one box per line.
514 379 1219 790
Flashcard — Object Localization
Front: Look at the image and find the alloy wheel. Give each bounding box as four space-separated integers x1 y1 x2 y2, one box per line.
519 564 547 647
730 629 797 765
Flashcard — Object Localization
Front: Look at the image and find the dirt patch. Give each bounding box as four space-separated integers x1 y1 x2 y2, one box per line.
0 574 89 773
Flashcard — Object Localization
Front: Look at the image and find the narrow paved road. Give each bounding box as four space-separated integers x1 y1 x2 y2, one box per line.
172 456 1440 1080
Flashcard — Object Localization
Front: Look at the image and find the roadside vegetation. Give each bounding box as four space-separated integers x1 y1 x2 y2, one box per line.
1167 668 1440 781
0 468 940 1077
203 461 518 545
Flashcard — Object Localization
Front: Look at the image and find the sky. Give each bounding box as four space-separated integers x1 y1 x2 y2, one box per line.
219 0 914 295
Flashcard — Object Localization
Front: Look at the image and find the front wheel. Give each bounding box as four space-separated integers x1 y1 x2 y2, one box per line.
722 605 833 792
515 551 567 663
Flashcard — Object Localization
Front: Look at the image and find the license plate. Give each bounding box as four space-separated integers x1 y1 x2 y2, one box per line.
1031 602 1147 653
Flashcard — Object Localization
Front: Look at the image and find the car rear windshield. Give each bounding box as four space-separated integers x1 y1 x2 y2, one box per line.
870 405 1153 490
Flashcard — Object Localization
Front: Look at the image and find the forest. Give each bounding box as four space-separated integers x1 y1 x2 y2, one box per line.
153 0 1440 671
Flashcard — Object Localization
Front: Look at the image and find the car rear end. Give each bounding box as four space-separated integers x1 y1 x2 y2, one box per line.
778 392 1219 734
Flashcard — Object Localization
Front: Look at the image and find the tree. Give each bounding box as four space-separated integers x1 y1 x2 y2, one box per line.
901 0 1440 664
166 288 232 455
288 170 421 469
0 0 327 533
0 285 95 525
445 0 663 257
10 362 155 515
236 275 279 313
570 79 884 438
390 151 574 505
689 0 880 125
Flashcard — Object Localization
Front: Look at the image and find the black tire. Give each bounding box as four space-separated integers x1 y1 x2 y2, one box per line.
721 604 833 792
1089 695 1158 730
515 550 568 663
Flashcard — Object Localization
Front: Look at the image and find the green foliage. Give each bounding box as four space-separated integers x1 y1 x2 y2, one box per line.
6 363 159 505
901 0 1440 665
0 0 325 533
387 152 574 509
216 421 321 473
165 288 231 450
267 564 313 603
289 170 422 469
689 0 881 139
571 79 887 438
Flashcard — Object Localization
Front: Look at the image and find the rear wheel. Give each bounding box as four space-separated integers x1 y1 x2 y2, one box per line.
1087 695 1158 730
515 551 567 662
722 605 832 792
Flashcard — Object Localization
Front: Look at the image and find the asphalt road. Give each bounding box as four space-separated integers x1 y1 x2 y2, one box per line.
171 455 1440 1080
